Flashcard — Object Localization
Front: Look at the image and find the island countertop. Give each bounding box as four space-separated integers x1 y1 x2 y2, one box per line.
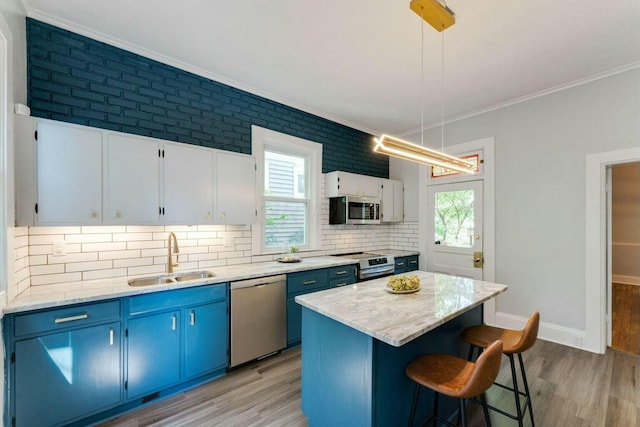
295 270 508 347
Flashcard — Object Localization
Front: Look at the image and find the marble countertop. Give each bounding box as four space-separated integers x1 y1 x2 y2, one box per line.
4 256 358 315
295 270 508 347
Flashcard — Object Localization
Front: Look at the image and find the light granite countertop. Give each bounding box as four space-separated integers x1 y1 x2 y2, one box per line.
4 256 359 315
295 270 508 347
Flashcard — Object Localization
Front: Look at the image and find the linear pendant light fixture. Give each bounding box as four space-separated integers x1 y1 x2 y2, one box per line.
373 0 475 175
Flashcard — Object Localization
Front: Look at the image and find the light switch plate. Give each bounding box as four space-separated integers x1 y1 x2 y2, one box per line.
53 240 67 256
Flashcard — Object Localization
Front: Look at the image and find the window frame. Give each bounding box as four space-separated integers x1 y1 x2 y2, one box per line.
252 126 322 255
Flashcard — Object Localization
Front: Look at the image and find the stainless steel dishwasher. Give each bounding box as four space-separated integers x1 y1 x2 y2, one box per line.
230 274 287 368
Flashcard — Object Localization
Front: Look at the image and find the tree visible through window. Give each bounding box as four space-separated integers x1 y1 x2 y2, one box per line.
264 151 307 249
434 189 474 248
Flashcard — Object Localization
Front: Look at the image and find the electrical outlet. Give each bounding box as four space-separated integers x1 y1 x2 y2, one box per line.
53 240 67 256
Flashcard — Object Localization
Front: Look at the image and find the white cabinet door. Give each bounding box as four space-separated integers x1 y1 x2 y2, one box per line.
325 171 381 198
105 133 161 224
392 180 404 222
163 143 214 225
360 175 382 198
381 179 404 223
214 151 256 224
36 120 103 224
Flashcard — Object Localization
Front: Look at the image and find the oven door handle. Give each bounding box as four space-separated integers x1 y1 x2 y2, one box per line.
359 265 395 280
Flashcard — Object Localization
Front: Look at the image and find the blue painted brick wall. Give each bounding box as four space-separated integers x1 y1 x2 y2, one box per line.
26 18 388 178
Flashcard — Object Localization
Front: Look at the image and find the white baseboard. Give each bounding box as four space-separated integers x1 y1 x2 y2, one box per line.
612 274 640 286
494 312 587 351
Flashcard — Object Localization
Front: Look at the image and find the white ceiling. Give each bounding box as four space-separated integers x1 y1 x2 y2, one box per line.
23 0 640 137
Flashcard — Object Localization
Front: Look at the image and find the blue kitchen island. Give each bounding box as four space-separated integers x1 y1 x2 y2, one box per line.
295 271 508 427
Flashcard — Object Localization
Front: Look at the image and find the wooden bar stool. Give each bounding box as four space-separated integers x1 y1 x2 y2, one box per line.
461 312 540 427
406 340 503 427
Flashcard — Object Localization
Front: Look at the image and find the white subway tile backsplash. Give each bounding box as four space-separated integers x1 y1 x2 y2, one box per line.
29 234 63 245
29 255 47 266
81 226 126 234
66 260 113 273
47 252 99 265
30 226 81 235
29 244 53 255
99 250 142 260
114 257 153 268
127 265 165 276
127 240 164 250
31 272 82 286
83 268 128 281
30 264 65 275
65 233 113 244
82 242 127 252
126 225 166 233
112 232 154 242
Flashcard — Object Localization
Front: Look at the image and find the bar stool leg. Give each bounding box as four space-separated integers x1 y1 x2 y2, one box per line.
408 384 420 427
479 393 492 427
518 353 535 427
508 354 524 427
433 391 440 420
459 398 467 427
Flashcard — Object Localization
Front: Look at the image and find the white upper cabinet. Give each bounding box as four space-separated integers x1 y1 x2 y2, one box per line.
163 143 214 225
381 179 404 223
15 117 259 226
325 171 381 198
105 133 161 224
214 151 256 224
36 119 103 225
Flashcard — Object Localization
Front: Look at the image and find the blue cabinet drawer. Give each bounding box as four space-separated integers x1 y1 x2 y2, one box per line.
395 256 408 270
330 277 355 288
329 265 356 280
407 255 419 271
128 283 227 316
14 300 121 337
287 269 329 294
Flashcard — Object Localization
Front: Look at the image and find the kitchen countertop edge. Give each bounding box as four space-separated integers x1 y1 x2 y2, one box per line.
3 256 359 315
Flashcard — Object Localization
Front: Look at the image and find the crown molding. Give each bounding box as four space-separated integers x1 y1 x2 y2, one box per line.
25 10 379 137
399 60 640 137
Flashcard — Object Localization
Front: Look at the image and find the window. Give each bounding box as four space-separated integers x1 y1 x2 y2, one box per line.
252 126 322 254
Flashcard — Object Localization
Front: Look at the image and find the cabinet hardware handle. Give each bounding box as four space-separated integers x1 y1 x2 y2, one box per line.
90 210 97 219
172 315 177 331
335 270 347 275
54 313 89 324
335 283 347 287
303 280 316 285
410 260 417 264
109 328 114 346
397 262 405 266
190 311 195 326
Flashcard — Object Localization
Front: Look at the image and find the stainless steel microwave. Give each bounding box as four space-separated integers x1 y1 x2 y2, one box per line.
329 196 380 225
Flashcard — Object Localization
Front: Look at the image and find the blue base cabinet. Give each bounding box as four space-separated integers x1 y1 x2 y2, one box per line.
127 310 181 399
6 300 122 427
286 269 330 347
3 283 229 427
394 255 419 274
184 300 228 379
125 283 228 401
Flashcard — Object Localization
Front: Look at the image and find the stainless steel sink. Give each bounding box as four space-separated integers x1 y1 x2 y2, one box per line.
174 271 216 282
127 271 215 287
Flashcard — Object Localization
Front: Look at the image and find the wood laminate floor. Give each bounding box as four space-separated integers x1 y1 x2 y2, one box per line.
100 339 639 427
611 283 640 355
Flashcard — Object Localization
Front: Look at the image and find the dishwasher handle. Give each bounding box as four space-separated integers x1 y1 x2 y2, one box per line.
230 274 287 290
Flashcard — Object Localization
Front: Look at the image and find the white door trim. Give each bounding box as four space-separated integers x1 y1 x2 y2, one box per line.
585 147 640 353
419 137 496 324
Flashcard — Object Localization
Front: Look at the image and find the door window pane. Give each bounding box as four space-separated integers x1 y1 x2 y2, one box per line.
434 189 474 248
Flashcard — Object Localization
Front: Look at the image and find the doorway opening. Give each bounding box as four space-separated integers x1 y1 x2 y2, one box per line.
608 162 640 355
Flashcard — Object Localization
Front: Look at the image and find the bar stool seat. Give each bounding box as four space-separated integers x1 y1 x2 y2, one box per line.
461 312 539 427
406 340 503 427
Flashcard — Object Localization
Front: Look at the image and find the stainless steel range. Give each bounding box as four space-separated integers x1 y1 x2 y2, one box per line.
337 252 395 281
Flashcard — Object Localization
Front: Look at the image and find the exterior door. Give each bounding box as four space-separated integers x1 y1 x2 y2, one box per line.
427 180 483 279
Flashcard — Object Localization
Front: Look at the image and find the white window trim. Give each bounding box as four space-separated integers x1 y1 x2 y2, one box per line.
251 126 322 255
